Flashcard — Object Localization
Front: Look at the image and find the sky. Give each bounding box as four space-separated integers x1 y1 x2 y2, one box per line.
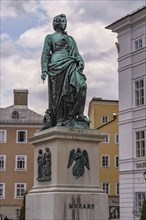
1 0 145 116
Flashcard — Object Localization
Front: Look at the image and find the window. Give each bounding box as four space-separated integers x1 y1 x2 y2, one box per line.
0 183 5 198
135 79 144 106
0 130 7 143
102 155 110 167
134 192 145 215
115 156 119 168
12 111 19 119
116 183 119 195
16 209 20 220
15 183 26 198
115 134 119 144
15 155 27 170
16 130 27 143
102 182 110 194
136 130 145 158
109 206 120 219
102 134 109 143
0 155 6 170
135 38 143 50
102 116 109 123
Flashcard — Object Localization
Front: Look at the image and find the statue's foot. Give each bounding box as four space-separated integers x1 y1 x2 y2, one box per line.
78 115 90 123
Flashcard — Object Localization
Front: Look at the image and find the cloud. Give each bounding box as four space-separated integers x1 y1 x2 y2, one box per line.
1 0 39 17
16 25 48 49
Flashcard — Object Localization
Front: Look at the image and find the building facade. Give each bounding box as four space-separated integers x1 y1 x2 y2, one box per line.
0 90 43 220
88 98 119 219
106 6 146 220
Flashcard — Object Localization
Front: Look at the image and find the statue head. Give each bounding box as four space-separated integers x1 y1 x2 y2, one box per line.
38 149 43 154
53 14 67 32
45 147 50 153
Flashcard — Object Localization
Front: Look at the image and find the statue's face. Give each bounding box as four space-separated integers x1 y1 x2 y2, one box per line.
59 17 67 31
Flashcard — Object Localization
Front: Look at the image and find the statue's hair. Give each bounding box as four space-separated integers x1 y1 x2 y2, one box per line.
53 14 66 30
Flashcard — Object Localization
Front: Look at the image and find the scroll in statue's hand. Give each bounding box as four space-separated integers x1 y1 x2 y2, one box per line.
41 72 48 81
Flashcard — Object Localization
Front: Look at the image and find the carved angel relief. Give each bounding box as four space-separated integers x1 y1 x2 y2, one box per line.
67 148 90 179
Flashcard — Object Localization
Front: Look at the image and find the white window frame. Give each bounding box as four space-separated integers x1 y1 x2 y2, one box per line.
0 155 6 171
16 130 27 143
102 133 110 143
135 79 144 107
102 116 109 124
15 155 27 170
134 192 145 215
135 130 145 158
134 38 143 50
116 183 119 195
115 134 119 144
102 182 110 194
0 183 5 198
101 155 110 167
14 183 26 198
0 130 7 143
115 156 119 168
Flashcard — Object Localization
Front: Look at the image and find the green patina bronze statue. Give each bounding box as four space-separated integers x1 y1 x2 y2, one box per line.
41 14 89 129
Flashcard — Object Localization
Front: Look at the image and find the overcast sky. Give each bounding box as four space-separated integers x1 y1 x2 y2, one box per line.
1 0 145 116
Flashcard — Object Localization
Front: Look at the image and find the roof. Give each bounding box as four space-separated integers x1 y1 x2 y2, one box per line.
106 5 146 30
88 98 119 117
89 97 119 103
0 105 43 125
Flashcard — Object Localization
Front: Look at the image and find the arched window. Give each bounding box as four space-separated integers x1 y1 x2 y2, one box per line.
12 111 19 119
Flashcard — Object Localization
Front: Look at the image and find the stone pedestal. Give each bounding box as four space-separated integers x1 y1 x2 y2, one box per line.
26 126 108 220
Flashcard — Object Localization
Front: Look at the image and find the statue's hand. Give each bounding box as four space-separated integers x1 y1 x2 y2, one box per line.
41 72 48 81
78 62 84 72
78 62 86 80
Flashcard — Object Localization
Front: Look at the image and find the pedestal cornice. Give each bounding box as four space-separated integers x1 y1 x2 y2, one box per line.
29 126 104 144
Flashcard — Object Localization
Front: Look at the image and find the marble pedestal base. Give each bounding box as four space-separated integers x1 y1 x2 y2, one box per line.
26 192 108 220
26 126 108 220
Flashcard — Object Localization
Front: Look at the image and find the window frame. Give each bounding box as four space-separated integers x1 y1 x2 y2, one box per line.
102 115 109 124
134 79 144 107
12 111 19 119
134 38 143 50
116 183 119 195
16 130 27 143
134 192 145 216
115 156 119 168
101 155 110 167
102 182 110 194
15 155 27 171
135 130 145 158
102 133 110 143
0 183 5 198
0 130 7 143
115 134 119 144
0 155 6 171
14 183 26 198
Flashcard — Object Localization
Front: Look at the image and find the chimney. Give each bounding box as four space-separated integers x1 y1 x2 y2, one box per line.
13 89 28 107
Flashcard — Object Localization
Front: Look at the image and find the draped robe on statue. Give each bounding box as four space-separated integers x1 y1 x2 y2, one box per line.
41 31 87 126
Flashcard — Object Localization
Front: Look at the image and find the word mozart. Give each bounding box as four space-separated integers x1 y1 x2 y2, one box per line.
69 203 95 209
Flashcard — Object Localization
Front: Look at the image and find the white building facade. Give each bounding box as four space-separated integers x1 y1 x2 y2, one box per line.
106 6 146 220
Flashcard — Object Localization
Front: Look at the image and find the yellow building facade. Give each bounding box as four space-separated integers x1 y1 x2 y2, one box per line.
88 98 119 219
